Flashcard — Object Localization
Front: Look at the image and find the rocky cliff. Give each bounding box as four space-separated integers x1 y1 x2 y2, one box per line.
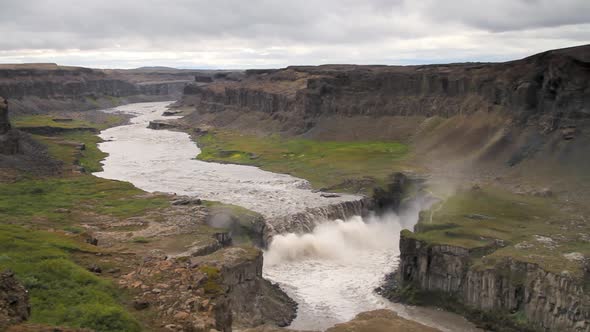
190 247 297 329
397 233 590 331
0 97 19 154
181 45 590 135
0 97 61 180
0 64 212 115
0 270 30 330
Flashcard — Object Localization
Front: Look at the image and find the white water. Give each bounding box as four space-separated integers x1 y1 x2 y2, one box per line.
95 102 481 332
264 198 480 332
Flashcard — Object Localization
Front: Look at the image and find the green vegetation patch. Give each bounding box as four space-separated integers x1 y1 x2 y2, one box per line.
13 115 96 129
13 114 123 131
0 224 140 331
34 131 107 173
199 265 224 295
0 176 167 226
411 185 590 277
196 131 409 192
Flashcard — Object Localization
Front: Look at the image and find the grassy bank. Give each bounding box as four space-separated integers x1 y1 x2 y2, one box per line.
0 225 140 331
0 176 167 228
13 114 123 131
196 130 410 193
3 113 271 331
1 114 165 330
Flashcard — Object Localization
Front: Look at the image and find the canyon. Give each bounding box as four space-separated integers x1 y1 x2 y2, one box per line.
0 63 239 116
175 44 590 331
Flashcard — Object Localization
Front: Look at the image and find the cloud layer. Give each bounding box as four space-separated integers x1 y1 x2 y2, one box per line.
0 0 588 68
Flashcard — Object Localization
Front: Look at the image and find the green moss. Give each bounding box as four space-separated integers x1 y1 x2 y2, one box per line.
0 176 167 226
13 114 123 131
0 224 140 331
62 226 84 234
196 131 409 193
199 265 224 295
132 237 150 244
13 115 96 129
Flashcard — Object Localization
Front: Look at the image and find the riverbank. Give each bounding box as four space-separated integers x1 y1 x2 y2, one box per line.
195 130 410 194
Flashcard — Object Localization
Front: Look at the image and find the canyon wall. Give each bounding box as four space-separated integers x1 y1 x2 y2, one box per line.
397 233 590 331
181 45 590 137
0 64 202 115
217 247 297 328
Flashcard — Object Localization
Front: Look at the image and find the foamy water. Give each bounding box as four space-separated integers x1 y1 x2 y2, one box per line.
264 198 481 331
95 101 480 332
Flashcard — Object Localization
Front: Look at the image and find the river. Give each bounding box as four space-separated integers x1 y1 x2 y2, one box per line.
94 101 481 332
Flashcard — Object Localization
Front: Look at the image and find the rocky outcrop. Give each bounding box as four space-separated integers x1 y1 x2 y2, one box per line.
118 256 231 332
0 270 30 330
397 233 590 331
147 120 180 130
373 172 411 213
0 97 61 179
263 197 372 246
190 247 297 329
325 309 440 332
195 75 214 83
0 97 20 155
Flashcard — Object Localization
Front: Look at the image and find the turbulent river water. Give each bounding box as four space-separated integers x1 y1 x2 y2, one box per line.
95 102 480 332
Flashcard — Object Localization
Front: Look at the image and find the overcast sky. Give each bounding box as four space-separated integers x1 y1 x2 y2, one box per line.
0 0 588 69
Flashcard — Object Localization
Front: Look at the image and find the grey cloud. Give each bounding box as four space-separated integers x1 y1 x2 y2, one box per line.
423 0 590 32
0 0 588 67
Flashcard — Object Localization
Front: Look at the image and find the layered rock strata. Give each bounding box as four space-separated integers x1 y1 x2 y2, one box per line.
397 234 590 331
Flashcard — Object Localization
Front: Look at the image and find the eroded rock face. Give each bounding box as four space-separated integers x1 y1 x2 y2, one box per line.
118 256 229 332
0 97 20 154
181 45 590 136
0 270 30 330
191 247 298 329
398 234 590 331
0 97 10 133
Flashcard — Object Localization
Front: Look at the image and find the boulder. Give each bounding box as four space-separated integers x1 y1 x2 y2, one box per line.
0 270 30 329
172 197 202 206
